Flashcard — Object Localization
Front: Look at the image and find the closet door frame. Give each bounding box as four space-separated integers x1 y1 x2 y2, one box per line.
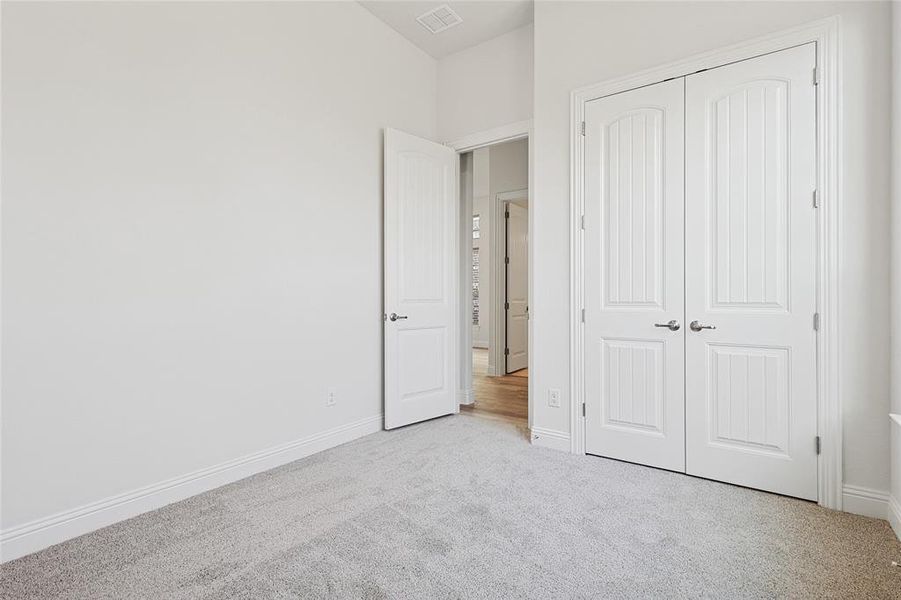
569 17 842 510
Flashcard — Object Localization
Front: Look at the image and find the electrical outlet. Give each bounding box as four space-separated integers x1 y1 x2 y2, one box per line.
326 388 336 407
548 389 561 408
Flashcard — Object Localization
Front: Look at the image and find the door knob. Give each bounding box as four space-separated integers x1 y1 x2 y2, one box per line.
389 313 408 322
654 320 681 331
689 320 716 332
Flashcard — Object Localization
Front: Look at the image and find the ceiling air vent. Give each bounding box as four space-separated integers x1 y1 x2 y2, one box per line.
416 4 463 34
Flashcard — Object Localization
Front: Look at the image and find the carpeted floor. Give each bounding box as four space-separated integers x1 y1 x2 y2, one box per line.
2 415 900 599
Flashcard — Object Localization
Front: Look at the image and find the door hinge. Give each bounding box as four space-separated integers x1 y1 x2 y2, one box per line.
581 308 586 323
815 436 821 455
580 214 586 230
582 403 586 417
504 256 510 265
505 210 510 219
813 312 820 331
580 121 585 136
504 301 510 310
504 347 510 356
812 189 819 208
812 67 819 86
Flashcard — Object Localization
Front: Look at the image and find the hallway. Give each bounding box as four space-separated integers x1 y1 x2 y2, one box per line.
461 348 528 425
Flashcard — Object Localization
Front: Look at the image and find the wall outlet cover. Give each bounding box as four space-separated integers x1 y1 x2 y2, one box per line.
548 389 561 408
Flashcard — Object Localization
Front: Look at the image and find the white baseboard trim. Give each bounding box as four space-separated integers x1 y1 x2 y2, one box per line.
457 389 475 405
0 414 383 563
889 495 901 540
530 427 570 452
842 484 890 520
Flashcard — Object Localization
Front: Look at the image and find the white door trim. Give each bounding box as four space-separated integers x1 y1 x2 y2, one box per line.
446 119 532 154
447 121 534 429
569 16 842 510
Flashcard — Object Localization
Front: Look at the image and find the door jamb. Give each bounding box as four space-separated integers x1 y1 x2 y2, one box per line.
569 17 841 510
447 120 534 429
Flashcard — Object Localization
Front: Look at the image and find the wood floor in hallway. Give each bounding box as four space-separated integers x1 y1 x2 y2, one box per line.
461 348 528 425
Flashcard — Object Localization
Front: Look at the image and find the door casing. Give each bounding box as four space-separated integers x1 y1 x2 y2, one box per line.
570 18 842 510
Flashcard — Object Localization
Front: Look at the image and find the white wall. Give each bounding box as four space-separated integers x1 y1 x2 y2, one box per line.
1 0 436 555
531 1 893 496
890 0 901 536
437 24 534 142
489 138 530 200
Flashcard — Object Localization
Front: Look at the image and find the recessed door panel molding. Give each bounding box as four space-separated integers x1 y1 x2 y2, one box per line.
398 152 447 304
584 78 686 473
604 108 665 309
601 338 665 435
709 79 790 312
384 129 458 430
707 344 790 456
685 43 818 500
398 328 447 400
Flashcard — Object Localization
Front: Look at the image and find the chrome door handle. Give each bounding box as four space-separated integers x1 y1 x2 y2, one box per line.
654 320 681 331
689 320 716 332
389 313 408 322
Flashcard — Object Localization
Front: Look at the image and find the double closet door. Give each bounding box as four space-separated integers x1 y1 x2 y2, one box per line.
583 44 818 501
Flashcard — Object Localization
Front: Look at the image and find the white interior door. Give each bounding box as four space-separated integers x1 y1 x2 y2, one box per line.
505 202 528 373
384 128 458 430
584 79 686 472
684 44 818 500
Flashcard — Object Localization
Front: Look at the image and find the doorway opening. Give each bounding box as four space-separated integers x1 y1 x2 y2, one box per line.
381 124 530 432
457 138 530 427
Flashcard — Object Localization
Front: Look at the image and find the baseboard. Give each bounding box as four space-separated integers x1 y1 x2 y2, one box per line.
0 414 383 563
889 495 901 540
530 427 570 452
890 414 901 539
457 389 475 406
842 484 890 520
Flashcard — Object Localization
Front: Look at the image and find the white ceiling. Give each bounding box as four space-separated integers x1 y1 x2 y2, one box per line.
359 1 533 59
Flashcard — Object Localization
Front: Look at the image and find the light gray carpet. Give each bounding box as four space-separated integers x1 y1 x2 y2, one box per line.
2 415 900 599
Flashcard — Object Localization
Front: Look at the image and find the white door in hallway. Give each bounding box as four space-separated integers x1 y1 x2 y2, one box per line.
384 128 458 430
684 44 818 500
583 79 686 472
505 202 528 373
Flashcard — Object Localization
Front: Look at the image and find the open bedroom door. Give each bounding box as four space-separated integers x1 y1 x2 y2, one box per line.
384 128 459 429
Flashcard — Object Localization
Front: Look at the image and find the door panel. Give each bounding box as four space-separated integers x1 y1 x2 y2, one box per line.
384 128 458 430
684 44 818 500
584 79 686 472
505 203 528 373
